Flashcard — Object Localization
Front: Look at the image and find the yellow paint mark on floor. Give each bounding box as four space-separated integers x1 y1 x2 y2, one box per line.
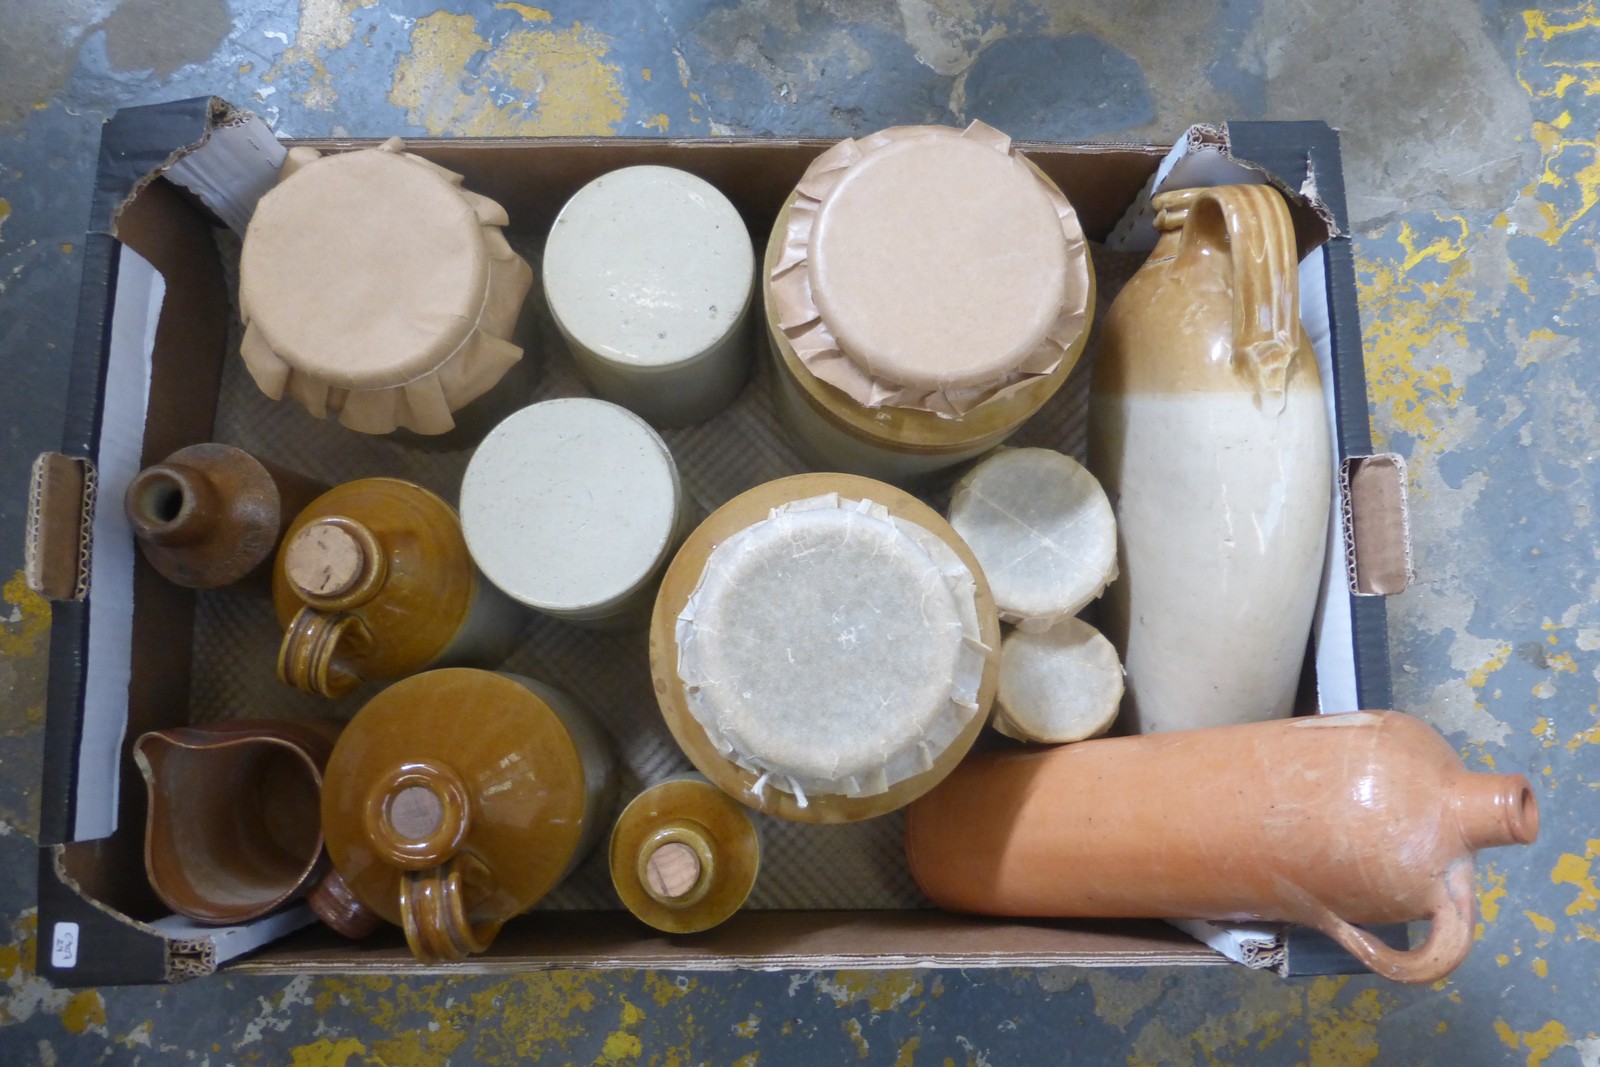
598 996 645 1063
1305 980 1391 1067
1532 957 1549 977
497 2 553 21
643 113 670 132
1496 1018 1574 1067
1 571 50 659
1480 863 1510 926
1520 7 1600 98
1396 215 1470 271
59 990 105 1034
288 1037 367 1067
1551 842 1600 914
0 198 10 240
60 242 72 255
894 1034 921 1067
1526 120 1600 245
822 971 925 1014
267 0 379 110
646 973 693 1006
390 12 627 136
732 1054 759 1067
843 1017 870 1059
1468 644 1513 689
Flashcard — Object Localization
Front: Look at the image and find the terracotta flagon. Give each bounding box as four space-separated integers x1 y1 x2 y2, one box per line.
1088 183 1331 733
320 669 616 962
272 478 520 698
125 443 324 589
904 711 1539 984
134 718 342 925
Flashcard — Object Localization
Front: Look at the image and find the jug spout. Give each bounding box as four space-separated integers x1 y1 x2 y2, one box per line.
1455 772 1539 851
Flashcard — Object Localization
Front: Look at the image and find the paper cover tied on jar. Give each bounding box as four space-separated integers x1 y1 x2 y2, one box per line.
273 478 521 698
764 121 1094 482
994 618 1124 745
1088 184 1331 734
905 711 1541 984
543 166 755 427
461 399 686 627
947 448 1117 631
319 669 615 963
239 138 534 436
651 473 1001 823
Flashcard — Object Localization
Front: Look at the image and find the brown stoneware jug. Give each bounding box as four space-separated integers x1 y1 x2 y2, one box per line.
904 711 1539 984
1088 183 1331 734
272 478 521 698
320 669 616 963
125 443 324 589
134 718 342 924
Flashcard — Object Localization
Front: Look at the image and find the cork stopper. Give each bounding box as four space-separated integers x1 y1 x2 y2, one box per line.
389 785 445 841
283 519 386 606
644 841 703 900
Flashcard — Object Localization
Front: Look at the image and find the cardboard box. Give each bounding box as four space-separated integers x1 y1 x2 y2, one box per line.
27 98 1409 986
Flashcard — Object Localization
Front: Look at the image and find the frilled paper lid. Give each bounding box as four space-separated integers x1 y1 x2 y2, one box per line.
769 121 1091 417
239 138 532 435
675 493 989 804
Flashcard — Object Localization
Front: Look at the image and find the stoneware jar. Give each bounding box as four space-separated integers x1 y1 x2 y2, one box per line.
460 399 689 628
543 166 756 427
124 443 324 590
904 711 1540 984
764 121 1094 483
651 473 1001 823
239 138 534 437
320 669 615 963
1088 183 1331 733
609 773 762 935
133 718 342 924
273 478 521 698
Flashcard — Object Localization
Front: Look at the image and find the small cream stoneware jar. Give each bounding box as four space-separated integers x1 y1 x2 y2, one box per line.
543 166 756 427
461 398 687 627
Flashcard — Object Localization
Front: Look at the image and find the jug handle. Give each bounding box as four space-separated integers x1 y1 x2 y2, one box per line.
1303 858 1476 984
1168 184 1300 410
398 855 504 963
278 605 371 698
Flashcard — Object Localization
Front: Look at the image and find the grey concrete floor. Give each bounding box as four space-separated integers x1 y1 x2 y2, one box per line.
1 0 1596 1064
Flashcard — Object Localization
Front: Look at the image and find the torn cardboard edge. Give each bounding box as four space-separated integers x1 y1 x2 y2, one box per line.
26 453 95 602
1343 454 1415 595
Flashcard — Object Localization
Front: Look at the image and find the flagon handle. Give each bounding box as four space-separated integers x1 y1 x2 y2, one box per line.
1156 184 1301 410
1305 858 1476 984
398 854 503 963
278 605 372 698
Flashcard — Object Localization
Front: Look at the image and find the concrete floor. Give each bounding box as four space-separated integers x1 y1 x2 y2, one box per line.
1 0 1596 1063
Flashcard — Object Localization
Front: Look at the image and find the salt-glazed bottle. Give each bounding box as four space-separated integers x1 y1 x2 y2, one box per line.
765 121 1094 483
125 444 324 589
133 718 342 924
239 138 534 439
609 773 762 934
272 478 520 698
651 473 1001 823
904 711 1539 984
1087 184 1332 733
319 669 616 962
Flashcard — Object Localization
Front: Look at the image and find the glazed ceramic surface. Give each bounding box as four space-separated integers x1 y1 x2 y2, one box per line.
651 473 1001 824
609 773 762 935
125 443 324 589
543 166 755 427
905 710 1539 984
272 478 520 698
320 669 615 962
133 718 341 925
1088 183 1331 733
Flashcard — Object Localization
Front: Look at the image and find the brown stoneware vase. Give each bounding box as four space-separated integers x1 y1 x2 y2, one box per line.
134 718 342 925
320 669 616 963
125 443 324 589
904 711 1540 984
272 478 521 699
1088 184 1331 734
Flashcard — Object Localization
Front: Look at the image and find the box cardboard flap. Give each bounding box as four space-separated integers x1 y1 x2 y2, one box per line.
1342 454 1414 595
27 453 96 602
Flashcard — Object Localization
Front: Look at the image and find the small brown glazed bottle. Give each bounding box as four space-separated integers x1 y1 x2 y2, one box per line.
904 711 1540 984
320 669 616 962
133 718 342 925
125 443 324 589
272 478 521 698
609 774 761 934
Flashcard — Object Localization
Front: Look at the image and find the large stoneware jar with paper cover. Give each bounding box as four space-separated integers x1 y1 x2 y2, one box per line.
1088 184 1331 734
764 123 1094 483
650 473 1001 823
239 138 533 439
